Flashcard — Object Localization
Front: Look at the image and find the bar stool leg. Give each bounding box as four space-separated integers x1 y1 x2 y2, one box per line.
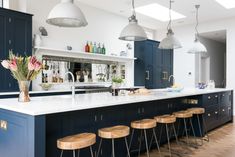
143 129 150 157
152 128 161 155
202 115 210 142
73 150 76 157
129 129 135 150
189 118 198 146
77 150 80 157
112 139 115 157
90 146 94 157
138 130 143 157
165 124 172 157
125 137 131 157
196 114 203 145
60 150 63 157
172 124 179 145
96 138 103 157
183 118 189 145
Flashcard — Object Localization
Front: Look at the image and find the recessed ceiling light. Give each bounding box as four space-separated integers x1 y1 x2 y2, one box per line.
136 3 186 22
214 0 235 9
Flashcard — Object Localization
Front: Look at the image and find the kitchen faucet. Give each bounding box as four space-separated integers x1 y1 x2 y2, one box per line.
168 75 175 86
65 71 75 99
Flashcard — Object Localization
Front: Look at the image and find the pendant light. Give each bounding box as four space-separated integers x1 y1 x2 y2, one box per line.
119 0 147 41
159 0 182 49
46 0 88 27
188 5 207 54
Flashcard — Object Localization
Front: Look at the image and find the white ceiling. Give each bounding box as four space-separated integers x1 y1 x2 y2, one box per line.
200 30 226 43
79 0 235 30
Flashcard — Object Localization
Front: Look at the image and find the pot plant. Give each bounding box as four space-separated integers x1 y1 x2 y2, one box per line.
112 77 123 88
1 51 42 102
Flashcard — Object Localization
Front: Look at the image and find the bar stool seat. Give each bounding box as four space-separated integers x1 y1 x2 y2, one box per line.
154 115 176 124
98 125 130 139
97 125 131 157
131 119 156 129
173 111 193 118
57 133 96 157
187 108 205 114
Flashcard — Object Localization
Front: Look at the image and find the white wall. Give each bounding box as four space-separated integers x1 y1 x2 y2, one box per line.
156 18 235 114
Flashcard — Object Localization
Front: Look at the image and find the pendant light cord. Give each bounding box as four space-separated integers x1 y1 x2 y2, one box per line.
132 0 136 17
167 0 173 30
195 5 200 37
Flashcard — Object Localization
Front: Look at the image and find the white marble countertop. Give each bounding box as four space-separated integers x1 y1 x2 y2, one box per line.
0 88 232 116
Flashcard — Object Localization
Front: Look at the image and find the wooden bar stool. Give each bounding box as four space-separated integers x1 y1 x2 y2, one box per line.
173 111 197 146
153 115 178 157
57 133 96 157
187 107 209 145
97 125 130 157
129 119 161 157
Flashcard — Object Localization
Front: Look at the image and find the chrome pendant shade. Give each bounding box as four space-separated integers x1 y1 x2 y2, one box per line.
119 0 147 41
159 29 182 49
159 0 182 49
188 5 207 54
46 0 88 27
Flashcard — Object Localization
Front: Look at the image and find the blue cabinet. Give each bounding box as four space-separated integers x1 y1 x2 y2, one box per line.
0 8 32 92
134 40 173 89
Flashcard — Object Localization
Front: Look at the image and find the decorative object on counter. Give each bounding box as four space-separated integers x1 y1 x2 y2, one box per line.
40 83 53 91
119 0 147 41
188 5 207 54
102 44 106 54
93 42 97 53
128 88 151 96
159 0 182 49
197 82 207 89
1 52 42 102
39 26 48 36
85 41 89 52
111 77 123 96
89 41 93 53
46 0 88 27
207 80 215 89
85 42 106 54
67 46 72 51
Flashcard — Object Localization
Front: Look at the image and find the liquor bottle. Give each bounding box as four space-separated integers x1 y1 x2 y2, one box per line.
97 43 102 54
85 41 89 52
102 44 106 54
89 42 93 53
93 42 97 53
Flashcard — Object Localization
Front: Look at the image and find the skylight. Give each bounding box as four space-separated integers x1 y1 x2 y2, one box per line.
135 3 186 22
214 0 235 9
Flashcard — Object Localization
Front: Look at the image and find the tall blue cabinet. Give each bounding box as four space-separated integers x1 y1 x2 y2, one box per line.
134 40 173 89
0 8 32 92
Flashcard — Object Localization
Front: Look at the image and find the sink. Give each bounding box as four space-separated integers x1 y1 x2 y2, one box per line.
166 87 184 92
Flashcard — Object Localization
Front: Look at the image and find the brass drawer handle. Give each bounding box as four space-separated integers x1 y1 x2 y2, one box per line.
208 114 211 117
215 111 218 114
222 109 225 112
208 96 211 99
0 120 7 131
215 95 218 98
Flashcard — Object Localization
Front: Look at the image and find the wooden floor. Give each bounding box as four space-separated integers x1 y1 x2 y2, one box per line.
140 121 235 157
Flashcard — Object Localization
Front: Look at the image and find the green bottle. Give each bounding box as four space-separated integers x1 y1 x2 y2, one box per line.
102 44 106 55
97 43 102 54
93 42 97 53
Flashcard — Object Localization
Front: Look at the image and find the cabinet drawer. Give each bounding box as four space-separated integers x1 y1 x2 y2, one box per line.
203 93 219 107
220 105 232 124
204 105 219 131
221 92 232 106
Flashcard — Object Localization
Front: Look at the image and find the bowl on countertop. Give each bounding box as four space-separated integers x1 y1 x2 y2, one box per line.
40 83 53 91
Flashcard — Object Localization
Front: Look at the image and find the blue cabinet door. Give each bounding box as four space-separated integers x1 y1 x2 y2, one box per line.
0 8 32 92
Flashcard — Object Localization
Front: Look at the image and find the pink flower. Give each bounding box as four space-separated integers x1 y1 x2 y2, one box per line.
1 60 10 69
9 59 17 71
28 56 37 71
34 61 42 71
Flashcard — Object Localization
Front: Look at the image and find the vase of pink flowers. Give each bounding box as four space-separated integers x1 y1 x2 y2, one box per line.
1 51 42 102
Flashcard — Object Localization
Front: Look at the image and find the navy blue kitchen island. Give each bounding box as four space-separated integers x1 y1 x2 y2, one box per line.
0 89 233 157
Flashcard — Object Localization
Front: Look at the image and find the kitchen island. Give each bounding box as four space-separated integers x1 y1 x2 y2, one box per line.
0 88 233 157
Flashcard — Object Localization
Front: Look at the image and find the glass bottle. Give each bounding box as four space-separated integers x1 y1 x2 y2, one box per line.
97 43 101 54
89 42 93 53
85 41 89 52
93 42 97 53
102 44 106 54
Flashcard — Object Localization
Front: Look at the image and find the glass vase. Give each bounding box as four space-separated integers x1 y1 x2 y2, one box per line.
18 81 31 102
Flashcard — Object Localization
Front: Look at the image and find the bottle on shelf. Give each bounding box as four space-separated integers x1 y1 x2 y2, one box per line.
97 43 101 54
85 41 89 52
89 42 93 53
93 42 97 53
102 44 106 54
